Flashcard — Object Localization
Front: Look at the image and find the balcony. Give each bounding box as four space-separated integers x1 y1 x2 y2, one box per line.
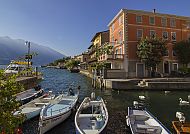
106 54 124 60
88 57 97 63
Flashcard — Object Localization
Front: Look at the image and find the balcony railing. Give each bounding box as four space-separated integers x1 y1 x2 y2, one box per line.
88 57 97 63
106 54 124 60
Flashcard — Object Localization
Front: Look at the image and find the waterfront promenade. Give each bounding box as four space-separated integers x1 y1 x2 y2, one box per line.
16 75 42 89
80 69 190 90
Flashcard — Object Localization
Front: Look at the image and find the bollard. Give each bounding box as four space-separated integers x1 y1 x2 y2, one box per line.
35 67 38 76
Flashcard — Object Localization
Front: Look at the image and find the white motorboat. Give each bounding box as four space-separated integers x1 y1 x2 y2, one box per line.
126 106 171 134
14 91 55 120
75 96 108 134
4 60 32 74
39 89 79 134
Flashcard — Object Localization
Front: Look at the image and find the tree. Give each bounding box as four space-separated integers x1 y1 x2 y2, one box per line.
94 43 113 70
0 70 25 133
48 57 71 66
65 59 80 69
137 37 166 76
173 40 190 67
96 43 113 58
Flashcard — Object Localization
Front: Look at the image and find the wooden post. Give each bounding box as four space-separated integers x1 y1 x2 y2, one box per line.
100 69 103 90
92 69 94 87
35 67 38 76
94 69 97 89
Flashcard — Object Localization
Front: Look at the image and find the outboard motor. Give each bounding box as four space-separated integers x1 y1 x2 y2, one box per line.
133 101 139 109
34 85 41 91
91 92 95 100
68 88 74 96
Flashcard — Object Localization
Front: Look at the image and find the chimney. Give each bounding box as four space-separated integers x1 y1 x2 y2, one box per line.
153 9 156 13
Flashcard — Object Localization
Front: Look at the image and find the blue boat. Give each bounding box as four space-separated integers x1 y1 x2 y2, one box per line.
39 89 79 134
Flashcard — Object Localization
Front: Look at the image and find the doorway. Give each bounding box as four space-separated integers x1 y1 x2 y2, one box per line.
164 61 170 74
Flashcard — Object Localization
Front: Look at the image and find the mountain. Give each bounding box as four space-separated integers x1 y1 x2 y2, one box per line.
0 36 65 65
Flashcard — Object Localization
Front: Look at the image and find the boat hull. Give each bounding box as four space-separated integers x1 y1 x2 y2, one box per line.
172 121 190 134
17 88 44 105
39 110 71 134
24 107 42 120
39 92 79 134
127 107 171 134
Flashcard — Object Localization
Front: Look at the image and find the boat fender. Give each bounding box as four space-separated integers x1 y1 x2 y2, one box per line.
91 92 95 100
16 128 22 134
126 116 130 126
43 93 48 98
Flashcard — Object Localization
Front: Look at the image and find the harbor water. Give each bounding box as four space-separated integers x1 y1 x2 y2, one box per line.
18 68 190 133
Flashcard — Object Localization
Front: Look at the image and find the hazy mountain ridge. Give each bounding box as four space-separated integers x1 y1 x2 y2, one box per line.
0 36 65 65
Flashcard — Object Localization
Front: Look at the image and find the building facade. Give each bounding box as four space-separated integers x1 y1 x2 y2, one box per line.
88 30 110 66
108 9 190 78
74 52 90 70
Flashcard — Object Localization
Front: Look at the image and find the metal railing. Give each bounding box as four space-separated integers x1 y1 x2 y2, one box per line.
106 54 124 60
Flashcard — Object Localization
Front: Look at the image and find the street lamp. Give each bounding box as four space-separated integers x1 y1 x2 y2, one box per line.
25 41 31 68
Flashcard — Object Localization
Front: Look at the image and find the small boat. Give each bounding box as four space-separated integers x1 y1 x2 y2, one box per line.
164 91 171 94
75 94 108 134
14 91 55 120
16 85 44 105
69 67 80 73
172 112 190 134
39 89 79 134
126 102 171 134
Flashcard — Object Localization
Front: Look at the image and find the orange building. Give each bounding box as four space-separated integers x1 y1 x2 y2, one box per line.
108 9 190 78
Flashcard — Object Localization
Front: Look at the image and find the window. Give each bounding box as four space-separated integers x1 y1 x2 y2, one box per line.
161 17 167 26
136 15 142 23
173 63 178 71
171 32 176 41
120 48 122 54
149 16 155 25
170 18 176 27
150 30 156 38
111 24 115 32
119 16 123 25
188 34 190 41
162 31 168 40
137 29 143 39
118 30 123 43
163 50 169 56
173 50 177 56
115 49 118 54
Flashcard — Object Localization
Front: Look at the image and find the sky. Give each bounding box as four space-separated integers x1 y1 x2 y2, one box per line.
0 0 190 56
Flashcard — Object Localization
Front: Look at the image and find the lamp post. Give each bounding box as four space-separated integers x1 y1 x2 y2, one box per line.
25 41 31 68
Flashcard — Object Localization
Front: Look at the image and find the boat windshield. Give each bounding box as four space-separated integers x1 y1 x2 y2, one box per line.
8 67 17 70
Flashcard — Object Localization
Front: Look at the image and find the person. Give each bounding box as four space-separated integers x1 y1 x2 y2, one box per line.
77 85 81 90
68 88 74 96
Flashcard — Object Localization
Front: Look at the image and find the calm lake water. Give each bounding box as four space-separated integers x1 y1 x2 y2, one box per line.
15 68 190 133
